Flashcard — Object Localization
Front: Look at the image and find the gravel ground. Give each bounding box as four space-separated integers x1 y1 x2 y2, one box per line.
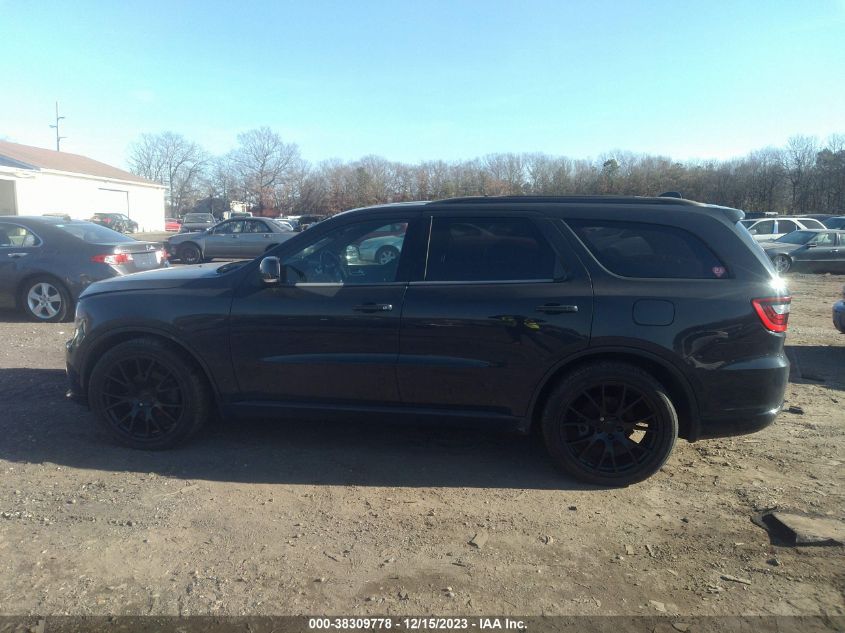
0 273 842 617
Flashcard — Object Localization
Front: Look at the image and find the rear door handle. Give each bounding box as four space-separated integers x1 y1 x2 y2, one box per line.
7 252 28 258
353 303 393 313
536 303 578 314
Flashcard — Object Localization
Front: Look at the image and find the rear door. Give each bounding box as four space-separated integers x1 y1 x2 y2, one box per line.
397 213 593 419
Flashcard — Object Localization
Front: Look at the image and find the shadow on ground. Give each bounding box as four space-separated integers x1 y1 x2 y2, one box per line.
786 344 845 391
0 368 590 491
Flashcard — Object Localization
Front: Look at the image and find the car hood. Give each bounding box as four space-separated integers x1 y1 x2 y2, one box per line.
80 261 238 297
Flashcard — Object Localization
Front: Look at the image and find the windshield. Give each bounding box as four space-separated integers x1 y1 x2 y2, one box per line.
184 213 213 222
53 222 135 244
825 217 845 229
776 230 816 245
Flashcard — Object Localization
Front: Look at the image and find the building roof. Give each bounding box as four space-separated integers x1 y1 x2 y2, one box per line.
0 140 160 186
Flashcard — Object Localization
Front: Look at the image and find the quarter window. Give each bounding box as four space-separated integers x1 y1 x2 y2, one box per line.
425 217 560 282
568 220 728 279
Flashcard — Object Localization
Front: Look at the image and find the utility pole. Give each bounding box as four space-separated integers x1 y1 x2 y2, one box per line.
49 101 66 151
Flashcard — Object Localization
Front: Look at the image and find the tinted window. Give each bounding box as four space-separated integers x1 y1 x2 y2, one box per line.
800 218 825 229
824 218 845 229
0 224 42 247
284 219 409 284
777 220 798 233
425 217 559 282
749 220 775 235
52 222 135 244
568 220 728 279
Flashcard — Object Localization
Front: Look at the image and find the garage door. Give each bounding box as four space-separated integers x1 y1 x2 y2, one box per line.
97 188 128 214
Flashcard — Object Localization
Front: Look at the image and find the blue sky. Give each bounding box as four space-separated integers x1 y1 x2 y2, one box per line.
2 0 844 169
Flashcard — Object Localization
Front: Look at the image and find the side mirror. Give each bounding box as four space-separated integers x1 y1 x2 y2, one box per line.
807 242 817 248
260 256 282 284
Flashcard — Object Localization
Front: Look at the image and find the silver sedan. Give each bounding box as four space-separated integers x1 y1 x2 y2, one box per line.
167 218 296 264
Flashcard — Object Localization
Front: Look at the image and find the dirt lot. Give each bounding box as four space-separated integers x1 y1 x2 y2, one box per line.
0 274 842 618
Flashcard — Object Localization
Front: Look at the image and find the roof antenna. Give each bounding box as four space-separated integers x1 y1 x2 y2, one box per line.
659 191 682 198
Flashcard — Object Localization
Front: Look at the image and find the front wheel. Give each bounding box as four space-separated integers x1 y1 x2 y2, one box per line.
20 277 72 322
88 338 210 449
178 243 202 264
541 362 678 486
773 254 791 274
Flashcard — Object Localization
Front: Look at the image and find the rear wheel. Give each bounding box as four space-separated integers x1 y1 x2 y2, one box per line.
20 277 72 322
88 338 210 449
375 245 400 265
773 254 791 274
178 243 202 264
541 362 678 486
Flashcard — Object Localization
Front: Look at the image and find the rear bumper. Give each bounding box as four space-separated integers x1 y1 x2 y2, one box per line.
697 404 781 440
691 352 788 440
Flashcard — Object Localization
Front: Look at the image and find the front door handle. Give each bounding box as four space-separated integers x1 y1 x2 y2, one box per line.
536 303 578 314
353 303 393 313
7 252 29 258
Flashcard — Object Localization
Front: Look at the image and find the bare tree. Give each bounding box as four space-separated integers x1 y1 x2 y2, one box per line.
229 127 301 214
128 132 208 215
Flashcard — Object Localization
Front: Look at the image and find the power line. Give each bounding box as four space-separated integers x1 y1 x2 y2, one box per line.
49 101 66 151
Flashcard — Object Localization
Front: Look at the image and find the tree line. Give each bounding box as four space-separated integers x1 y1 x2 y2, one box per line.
128 129 845 218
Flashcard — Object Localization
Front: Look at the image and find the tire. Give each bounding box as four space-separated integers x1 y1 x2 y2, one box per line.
773 254 791 274
375 245 400 265
88 338 211 450
541 362 678 486
20 276 72 323
178 243 202 264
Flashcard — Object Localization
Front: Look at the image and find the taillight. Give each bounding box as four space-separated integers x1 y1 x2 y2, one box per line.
752 296 791 333
91 253 132 265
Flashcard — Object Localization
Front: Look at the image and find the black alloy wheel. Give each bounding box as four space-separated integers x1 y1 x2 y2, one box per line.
178 243 202 264
89 339 210 449
542 362 678 486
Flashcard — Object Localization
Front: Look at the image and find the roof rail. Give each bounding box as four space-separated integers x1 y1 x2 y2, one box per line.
427 195 701 206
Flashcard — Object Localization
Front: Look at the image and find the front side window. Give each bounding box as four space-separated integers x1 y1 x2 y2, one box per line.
811 232 835 246
283 219 409 284
568 220 728 279
425 217 559 282
749 220 775 235
214 221 244 234
0 224 42 247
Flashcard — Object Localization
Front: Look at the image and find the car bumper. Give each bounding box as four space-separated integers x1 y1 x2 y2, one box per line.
696 404 781 440
834 300 845 333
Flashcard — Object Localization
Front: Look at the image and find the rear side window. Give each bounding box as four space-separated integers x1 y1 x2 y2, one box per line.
777 220 798 233
568 220 728 279
425 217 560 282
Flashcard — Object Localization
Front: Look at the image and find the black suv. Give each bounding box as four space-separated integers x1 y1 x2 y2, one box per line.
66 196 790 485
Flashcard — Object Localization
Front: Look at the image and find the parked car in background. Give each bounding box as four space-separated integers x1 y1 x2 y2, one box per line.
743 211 778 220
822 216 845 230
179 213 216 233
740 216 826 242
271 219 295 232
166 217 296 264
69 195 790 487
0 216 167 322
761 229 845 273
297 214 325 231
834 286 845 334
800 213 835 222
165 217 183 232
90 213 138 234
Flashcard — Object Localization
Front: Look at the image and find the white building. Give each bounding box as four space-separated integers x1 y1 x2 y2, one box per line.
0 140 166 231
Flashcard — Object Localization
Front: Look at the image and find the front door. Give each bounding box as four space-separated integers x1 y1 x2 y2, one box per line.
802 231 842 272
397 215 593 419
229 215 420 405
